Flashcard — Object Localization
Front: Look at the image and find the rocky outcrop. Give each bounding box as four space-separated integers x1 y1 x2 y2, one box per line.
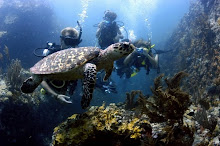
161 0 220 93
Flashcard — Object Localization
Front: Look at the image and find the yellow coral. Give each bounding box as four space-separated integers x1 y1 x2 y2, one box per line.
52 104 152 145
68 114 78 120
130 126 141 139
118 118 142 139
55 133 65 144
54 126 59 133
127 118 139 131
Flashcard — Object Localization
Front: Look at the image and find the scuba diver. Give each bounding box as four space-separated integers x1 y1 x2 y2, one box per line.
96 10 124 49
34 22 83 103
93 10 122 94
116 39 171 79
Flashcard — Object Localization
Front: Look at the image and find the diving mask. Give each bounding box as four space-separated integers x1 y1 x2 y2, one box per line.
136 47 150 54
60 35 79 46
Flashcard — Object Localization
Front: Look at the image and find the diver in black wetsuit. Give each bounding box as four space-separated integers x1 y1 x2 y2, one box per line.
96 10 123 49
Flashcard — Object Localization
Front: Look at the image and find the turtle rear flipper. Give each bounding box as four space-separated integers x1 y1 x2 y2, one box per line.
81 63 97 109
21 76 42 93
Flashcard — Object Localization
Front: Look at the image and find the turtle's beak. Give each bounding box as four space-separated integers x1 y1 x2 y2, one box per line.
121 42 135 53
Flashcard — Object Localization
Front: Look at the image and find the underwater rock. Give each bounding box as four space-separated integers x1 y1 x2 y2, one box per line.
0 79 12 98
51 101 198 146
51 103 153 146
51 72 196 146
161 0 220 97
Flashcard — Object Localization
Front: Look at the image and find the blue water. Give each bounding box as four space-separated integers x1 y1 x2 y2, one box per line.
0 0 192 145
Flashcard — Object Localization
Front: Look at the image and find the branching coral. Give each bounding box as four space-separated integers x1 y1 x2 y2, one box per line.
125 90 144 110
5 59 24 93
161 124 194 145
195 107 217 133
136 72 191 125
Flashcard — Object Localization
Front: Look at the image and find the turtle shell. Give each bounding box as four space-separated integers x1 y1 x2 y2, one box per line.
30 47 100 74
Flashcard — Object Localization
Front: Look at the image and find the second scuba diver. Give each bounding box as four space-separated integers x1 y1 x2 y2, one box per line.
96 10 124 49
115 39 161 79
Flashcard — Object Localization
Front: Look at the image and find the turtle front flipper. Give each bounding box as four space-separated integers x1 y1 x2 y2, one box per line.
103 62 114 81
81 63 97 109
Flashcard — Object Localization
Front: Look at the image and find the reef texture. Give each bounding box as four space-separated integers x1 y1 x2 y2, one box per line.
137 72 190 125
51 103 152 146
160 0 220 145
51 71 219 145
51 72 195 146
161 0 220 95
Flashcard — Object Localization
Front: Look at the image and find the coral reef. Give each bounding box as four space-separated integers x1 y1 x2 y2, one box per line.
51 103 152 146
161 0 220 96
125 90 144 110
5 59 24 93
159 1 220 144
51 72 195 146
138 72 190 125
51 71 219 145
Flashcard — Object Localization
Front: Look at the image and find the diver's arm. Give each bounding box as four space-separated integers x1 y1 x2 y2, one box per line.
123 50 136 65
96 28 101 37
96 22 103 37
41 80 72 104
144 53 158 68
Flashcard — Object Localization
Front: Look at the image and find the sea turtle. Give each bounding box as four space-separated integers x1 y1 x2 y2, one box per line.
21 42 135 109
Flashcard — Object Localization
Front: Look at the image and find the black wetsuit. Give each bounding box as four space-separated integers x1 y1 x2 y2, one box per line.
97 21 119 49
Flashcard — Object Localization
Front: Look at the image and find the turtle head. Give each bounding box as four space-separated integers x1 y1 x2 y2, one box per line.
105 42 135 60
20 76 42 93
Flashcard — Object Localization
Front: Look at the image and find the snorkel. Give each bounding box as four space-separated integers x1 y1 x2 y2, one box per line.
77 20 82 44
